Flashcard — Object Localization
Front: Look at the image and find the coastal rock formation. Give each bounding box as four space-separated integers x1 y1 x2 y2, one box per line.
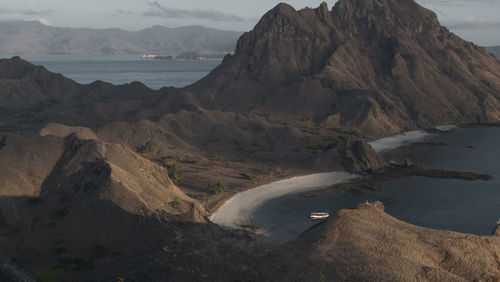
267 202 500 281
340 140 387 172
192 0 500 137
314 140 387 172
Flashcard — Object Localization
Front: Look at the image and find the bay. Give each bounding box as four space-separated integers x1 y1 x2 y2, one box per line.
253 127 500 243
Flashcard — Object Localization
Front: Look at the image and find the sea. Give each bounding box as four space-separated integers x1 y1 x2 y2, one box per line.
1 55 222 89
4 55 499 244
253 126 500 243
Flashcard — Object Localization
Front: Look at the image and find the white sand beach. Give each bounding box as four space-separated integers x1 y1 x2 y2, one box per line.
368 130 431 153
210 172 358 229
211 127 455 230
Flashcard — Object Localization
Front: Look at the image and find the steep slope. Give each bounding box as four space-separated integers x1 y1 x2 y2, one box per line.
191 0 500 136
0 21 240 55
265 202 500 281
0 132 205 272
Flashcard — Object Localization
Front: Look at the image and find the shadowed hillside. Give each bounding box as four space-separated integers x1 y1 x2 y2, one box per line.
1 0 500 281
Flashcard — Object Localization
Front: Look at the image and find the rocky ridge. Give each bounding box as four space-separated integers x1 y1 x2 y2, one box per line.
192 0 500 136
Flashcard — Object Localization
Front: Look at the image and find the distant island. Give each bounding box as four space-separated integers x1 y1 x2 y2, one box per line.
142 52 215 60
0 20 242 56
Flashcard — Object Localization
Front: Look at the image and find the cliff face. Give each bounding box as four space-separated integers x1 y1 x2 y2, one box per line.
191 0 500 136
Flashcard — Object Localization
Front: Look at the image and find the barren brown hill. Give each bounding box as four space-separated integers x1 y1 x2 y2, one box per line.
265 202 500 281
2 0 500 281
191 0 500 136
0 132 206 277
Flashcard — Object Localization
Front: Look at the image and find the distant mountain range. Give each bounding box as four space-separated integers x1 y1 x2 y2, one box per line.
486 46 500 58
0 20 242 56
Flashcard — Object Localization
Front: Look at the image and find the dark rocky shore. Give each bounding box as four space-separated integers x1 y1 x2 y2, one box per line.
305 163 492 197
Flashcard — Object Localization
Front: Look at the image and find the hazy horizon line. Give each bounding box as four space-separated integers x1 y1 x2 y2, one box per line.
0 19 247 33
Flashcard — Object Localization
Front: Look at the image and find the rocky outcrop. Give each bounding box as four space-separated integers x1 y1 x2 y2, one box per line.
314 139 387 172
340 140 387 172
191 0 500 137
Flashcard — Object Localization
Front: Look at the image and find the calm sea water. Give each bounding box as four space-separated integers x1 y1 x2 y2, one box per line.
2 55 222 89
253 127 500 243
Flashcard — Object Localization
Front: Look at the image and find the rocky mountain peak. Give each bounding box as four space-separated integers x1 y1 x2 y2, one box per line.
192 0 500 137
332 0 440 36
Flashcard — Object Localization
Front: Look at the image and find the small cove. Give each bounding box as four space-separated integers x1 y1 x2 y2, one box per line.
252 126 500 243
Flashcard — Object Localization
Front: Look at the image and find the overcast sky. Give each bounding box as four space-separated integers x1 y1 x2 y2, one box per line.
0 0 499 46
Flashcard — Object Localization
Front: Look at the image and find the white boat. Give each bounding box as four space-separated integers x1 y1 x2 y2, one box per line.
309 212 329 220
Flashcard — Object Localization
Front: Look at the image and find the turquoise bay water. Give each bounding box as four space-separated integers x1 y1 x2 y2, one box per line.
1 55 222 89
253 127 500 243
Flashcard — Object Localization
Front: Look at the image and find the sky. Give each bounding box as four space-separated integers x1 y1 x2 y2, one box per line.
0 0 499 46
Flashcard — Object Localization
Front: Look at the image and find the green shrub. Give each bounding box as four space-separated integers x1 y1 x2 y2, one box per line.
332 127 364 138
36 256 94 282
240 173 255 181
36 268 64 282
323 140 339 150
138 142 157 154
166 163 184 186
481 79 492 87
206 182 228 194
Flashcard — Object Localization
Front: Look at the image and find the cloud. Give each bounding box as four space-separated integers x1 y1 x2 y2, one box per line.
0 7 53 16
143 1 244 22
36 18 52 26
443 18 500 29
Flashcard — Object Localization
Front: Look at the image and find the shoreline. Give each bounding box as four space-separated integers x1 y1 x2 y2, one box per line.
209 125 459 231
210 172 358 229
304 164 492 197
